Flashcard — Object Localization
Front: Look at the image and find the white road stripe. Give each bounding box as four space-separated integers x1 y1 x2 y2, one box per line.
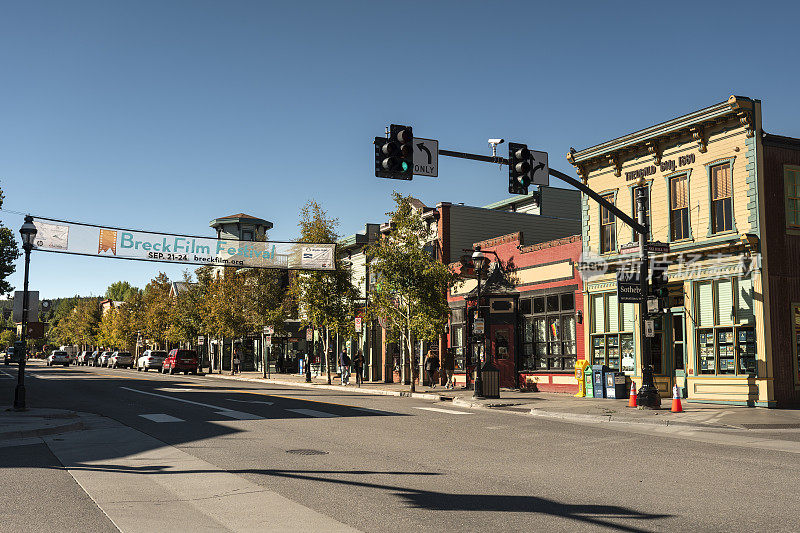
287 408 339 418
227 399 274 405
415 407 474 415
0 370 15 378
121 387 260 420
139 413 184 423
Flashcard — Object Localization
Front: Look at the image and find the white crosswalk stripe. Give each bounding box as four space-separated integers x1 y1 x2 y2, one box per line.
287 408 339 418
414 407 474 415
139 413 184 423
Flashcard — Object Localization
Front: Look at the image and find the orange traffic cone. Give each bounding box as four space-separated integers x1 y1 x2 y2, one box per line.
628 382 637 408
671 385 683 413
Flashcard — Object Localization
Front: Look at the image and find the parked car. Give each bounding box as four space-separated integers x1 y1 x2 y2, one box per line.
3 347 19 365
97 351 115 367
109 351 133 369
137 350 168 372
162 349 198 375
76 351 92 365
87 350 101 366
47 350 70 367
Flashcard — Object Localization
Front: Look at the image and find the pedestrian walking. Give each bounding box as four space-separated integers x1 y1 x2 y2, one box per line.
442 349 456 389
339 348 351 385
425 350 440 389
232 349 241 375
353 350 364 387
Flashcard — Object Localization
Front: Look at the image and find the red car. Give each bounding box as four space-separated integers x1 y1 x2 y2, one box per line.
162 349 199 375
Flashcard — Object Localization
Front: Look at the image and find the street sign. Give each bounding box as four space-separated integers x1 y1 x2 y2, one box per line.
263 325 274 335
473 318 485 335
412 137 438 177
306 328 313 341
619 242 640 255
378 316 388 329
13 291 39 322
644 319 655 338
197 336 205 345
265 335 272 347
616 269 644 304
647 241 670 254
355 316 362 331
530 150 549 186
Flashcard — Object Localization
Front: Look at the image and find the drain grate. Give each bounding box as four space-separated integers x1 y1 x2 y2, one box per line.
286 449 328 456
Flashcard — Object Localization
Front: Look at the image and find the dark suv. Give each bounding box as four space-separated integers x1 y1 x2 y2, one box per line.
162 349 198 375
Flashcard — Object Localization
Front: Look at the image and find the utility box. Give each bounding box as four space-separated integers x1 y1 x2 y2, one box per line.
604 371 628 399
592 365 609 398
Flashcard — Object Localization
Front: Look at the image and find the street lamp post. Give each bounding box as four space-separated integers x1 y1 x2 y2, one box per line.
635 183 660 408
472 246 486 400
14 215 37 411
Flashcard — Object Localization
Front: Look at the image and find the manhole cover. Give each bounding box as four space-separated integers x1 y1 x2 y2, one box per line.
286 449 328 456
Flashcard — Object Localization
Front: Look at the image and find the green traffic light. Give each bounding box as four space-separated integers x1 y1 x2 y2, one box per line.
401 161 409 172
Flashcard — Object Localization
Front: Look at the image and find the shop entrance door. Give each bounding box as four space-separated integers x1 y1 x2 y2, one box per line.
670 310 688 398
490 324 515 388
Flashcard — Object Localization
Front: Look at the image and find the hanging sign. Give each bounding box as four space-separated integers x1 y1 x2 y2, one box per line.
306 328 314 341
355 316 362 331
197 336 205 345
31 217 336 271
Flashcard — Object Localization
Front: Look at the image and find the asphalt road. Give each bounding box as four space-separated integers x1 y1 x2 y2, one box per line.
2 361 800 532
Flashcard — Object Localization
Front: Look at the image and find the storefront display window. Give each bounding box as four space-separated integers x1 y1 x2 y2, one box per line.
521 291 577 371
695 277 757 376
590 292 636 373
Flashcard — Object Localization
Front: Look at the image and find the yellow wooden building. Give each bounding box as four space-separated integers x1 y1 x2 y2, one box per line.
566 96 786 407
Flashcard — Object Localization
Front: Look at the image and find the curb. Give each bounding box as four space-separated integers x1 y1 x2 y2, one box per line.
200 373 449 402
0 420 85 440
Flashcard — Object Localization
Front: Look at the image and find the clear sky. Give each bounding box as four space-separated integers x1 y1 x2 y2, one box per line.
2 0 799 298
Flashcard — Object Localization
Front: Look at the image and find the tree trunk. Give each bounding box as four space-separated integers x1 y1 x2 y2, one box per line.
407 325 415 393
230 338 235 375
324 326 332 384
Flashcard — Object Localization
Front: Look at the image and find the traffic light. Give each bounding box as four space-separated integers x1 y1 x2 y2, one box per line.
508 142 532 194
651 261 670 300
375 124 413 180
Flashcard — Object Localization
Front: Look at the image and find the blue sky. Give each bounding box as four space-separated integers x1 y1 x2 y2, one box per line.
2 0 799 298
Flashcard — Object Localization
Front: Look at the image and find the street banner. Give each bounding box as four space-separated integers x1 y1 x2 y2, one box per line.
31 217 336 271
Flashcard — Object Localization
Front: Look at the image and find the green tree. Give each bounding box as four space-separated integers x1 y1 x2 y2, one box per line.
204 266 253 374
0 188 21 295
142 273 172 349
365 193 460 392
105 281 140 302
289 200 359 384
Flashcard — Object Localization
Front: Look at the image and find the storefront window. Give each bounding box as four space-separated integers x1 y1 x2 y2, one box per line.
695 277 757 376
590 292 636 373
521 291 577 371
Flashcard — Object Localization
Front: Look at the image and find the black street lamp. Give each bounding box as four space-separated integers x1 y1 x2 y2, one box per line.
472 246 486 399
14 215 37 410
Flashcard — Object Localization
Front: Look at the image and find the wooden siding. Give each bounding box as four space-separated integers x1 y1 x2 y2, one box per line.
448 205 580 261
762 139 800 406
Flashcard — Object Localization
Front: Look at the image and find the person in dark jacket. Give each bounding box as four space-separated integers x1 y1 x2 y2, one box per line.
425 350 440 389
352 350 365 387
339 348 351 385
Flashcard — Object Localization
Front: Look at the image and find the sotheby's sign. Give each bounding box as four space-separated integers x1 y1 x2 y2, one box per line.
31 217 335 271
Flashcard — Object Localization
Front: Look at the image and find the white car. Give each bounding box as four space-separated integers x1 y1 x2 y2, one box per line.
137 350 168 372
109 351 133 369
47 350 71 367
97 351 115 367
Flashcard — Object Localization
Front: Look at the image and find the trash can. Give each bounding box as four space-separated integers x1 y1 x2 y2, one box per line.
584 366 594 398
480 361 500 399
591 365 609 398
604 371 627 399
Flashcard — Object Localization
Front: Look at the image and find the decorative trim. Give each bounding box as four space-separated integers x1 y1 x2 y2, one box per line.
690 125 707 153
519 234 581 253
729 95 755 137
705 157 737 237
663 169 694 242
607 154 621 177
645 140 661 165
473 232 523 249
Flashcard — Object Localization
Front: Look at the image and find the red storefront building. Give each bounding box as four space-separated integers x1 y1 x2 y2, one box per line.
447 232 585 392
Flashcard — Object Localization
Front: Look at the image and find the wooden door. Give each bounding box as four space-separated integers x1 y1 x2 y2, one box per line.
490 324 516 388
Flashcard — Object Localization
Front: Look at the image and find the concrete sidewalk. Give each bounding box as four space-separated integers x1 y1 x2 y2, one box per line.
0 407 86 440
200 369 800 431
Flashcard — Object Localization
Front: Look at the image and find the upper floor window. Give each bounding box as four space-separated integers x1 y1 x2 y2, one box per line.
710 163 733 233
670 175 690 240
786 167 800 228
600 193 616 253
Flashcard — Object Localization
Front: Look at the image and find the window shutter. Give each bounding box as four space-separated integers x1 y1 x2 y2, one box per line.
621 303 635 331
717 279 733 325
712 164 731 200
697 282 714 327
608 293 619 332
592 295 604 333
737 277 755 325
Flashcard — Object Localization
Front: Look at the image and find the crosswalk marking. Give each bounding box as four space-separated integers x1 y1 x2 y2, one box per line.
287 408 339 418
140 413 184 423
415 407 474 415
215 410 262 420
227 399 274 405
121 387 259 420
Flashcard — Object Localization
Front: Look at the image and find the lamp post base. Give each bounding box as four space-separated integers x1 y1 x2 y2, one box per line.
636 366 661 409
13 384 26 411
473 375 484 400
